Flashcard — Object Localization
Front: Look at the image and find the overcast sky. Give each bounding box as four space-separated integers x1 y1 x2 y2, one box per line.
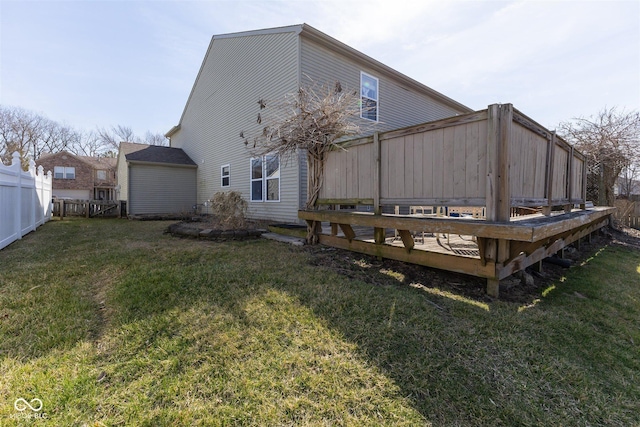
1 0 638 138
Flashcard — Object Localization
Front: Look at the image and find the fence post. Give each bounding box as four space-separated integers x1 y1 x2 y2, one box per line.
543 132 556 216
485 104 512 297
565 146 574 213
12 152 22 240
373 131 385 244
29 159 36 232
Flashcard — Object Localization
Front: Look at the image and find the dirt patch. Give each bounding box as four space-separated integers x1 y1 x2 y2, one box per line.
301 226 640 305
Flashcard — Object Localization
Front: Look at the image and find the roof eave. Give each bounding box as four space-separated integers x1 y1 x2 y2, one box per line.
165 125 181 138
299 24 473 114
126 159 198 168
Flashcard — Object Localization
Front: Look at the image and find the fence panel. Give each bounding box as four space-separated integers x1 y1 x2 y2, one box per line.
0 152 52 250
316 105 586 217
615 200 640 229
510 122 548 200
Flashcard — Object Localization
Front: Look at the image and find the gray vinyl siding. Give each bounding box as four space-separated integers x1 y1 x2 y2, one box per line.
298 149 307 210
170 26 469 223
298 36 467 210
170 31 300 223
300 38 464 132
128 164 196 215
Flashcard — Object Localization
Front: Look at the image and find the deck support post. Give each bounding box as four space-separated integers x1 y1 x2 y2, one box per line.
372 131 385 245
485 104 513 297
532 260 543 273
487 279 500 298
331 223 338 236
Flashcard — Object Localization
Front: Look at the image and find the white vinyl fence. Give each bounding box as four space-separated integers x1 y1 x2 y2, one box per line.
1 151 52 250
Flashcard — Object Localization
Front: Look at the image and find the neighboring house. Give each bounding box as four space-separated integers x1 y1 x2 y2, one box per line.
165 23 473 223
36 151 116 200
116 142 197 216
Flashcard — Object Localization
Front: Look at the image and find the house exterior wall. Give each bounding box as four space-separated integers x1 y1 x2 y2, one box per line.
116 150 129 201
170 25 471 223
297 35 469 209
53 189 92 199
128 163 197 215
170 30 300 223
299 37 465 132
36 153 93 199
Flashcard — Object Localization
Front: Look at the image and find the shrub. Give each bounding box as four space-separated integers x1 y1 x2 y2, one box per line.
209 191 247 230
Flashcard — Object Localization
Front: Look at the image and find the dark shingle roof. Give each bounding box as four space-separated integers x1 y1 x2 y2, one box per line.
120 142 196 166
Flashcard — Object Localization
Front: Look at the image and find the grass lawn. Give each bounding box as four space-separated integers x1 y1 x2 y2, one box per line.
1 218 639 426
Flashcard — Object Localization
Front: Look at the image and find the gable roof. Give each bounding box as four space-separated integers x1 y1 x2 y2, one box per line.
166 23 472 137
119 142 196 166
79 156 117 170
37 150 116 169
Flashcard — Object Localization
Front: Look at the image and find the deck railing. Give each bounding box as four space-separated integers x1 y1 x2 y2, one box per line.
319 104 586 222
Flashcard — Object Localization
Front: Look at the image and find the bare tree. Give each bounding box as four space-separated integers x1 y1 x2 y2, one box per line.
618 162 640 198
1 105 168 167
242 80 371 243
96 125 136 150
142 131 168 146
558 107 640 206
68 130 104 157
0 105 68 168
96 125 168 148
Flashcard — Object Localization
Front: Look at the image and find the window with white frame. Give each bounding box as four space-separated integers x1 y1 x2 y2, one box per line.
221 164 230 187
360 72 379 122
96 170 107 180
54 166 75 179
250 155 280 202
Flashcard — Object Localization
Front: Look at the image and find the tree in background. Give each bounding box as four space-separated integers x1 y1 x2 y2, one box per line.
96 125 167 150
618 162 640 199
558 107 640 206
0 105 167 168
0 106 68 168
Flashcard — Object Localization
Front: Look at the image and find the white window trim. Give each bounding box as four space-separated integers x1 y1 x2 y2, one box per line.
264 154 280 203
249 155 280 203
250 158 262 202
54 166 75 179
360 71 379 122
221 164 230 187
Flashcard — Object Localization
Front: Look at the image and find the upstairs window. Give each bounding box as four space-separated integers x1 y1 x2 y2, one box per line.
250 155 280 202
96 170 107 180
360 72 379 122
54 166 75 179
221 164 230 187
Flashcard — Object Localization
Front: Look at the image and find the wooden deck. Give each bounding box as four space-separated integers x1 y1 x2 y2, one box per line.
302 207 615 296
301 103 614 297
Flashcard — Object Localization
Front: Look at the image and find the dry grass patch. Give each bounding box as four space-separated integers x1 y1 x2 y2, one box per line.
1 218 639 426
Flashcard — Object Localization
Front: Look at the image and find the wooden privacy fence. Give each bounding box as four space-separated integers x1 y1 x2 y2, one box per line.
0 152 52 250
300 104 614 297
53 199 124 218
615 200 640 229
319 103 586 219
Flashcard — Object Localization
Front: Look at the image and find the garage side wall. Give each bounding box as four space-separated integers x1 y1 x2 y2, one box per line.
128 164 197 215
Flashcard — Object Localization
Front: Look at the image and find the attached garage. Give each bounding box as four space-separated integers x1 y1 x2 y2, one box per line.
117 142 197 216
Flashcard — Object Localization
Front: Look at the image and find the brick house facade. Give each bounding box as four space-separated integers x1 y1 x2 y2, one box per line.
37 151 117 200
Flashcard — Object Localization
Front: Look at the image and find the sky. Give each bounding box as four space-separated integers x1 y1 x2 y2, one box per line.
1 0 638 138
